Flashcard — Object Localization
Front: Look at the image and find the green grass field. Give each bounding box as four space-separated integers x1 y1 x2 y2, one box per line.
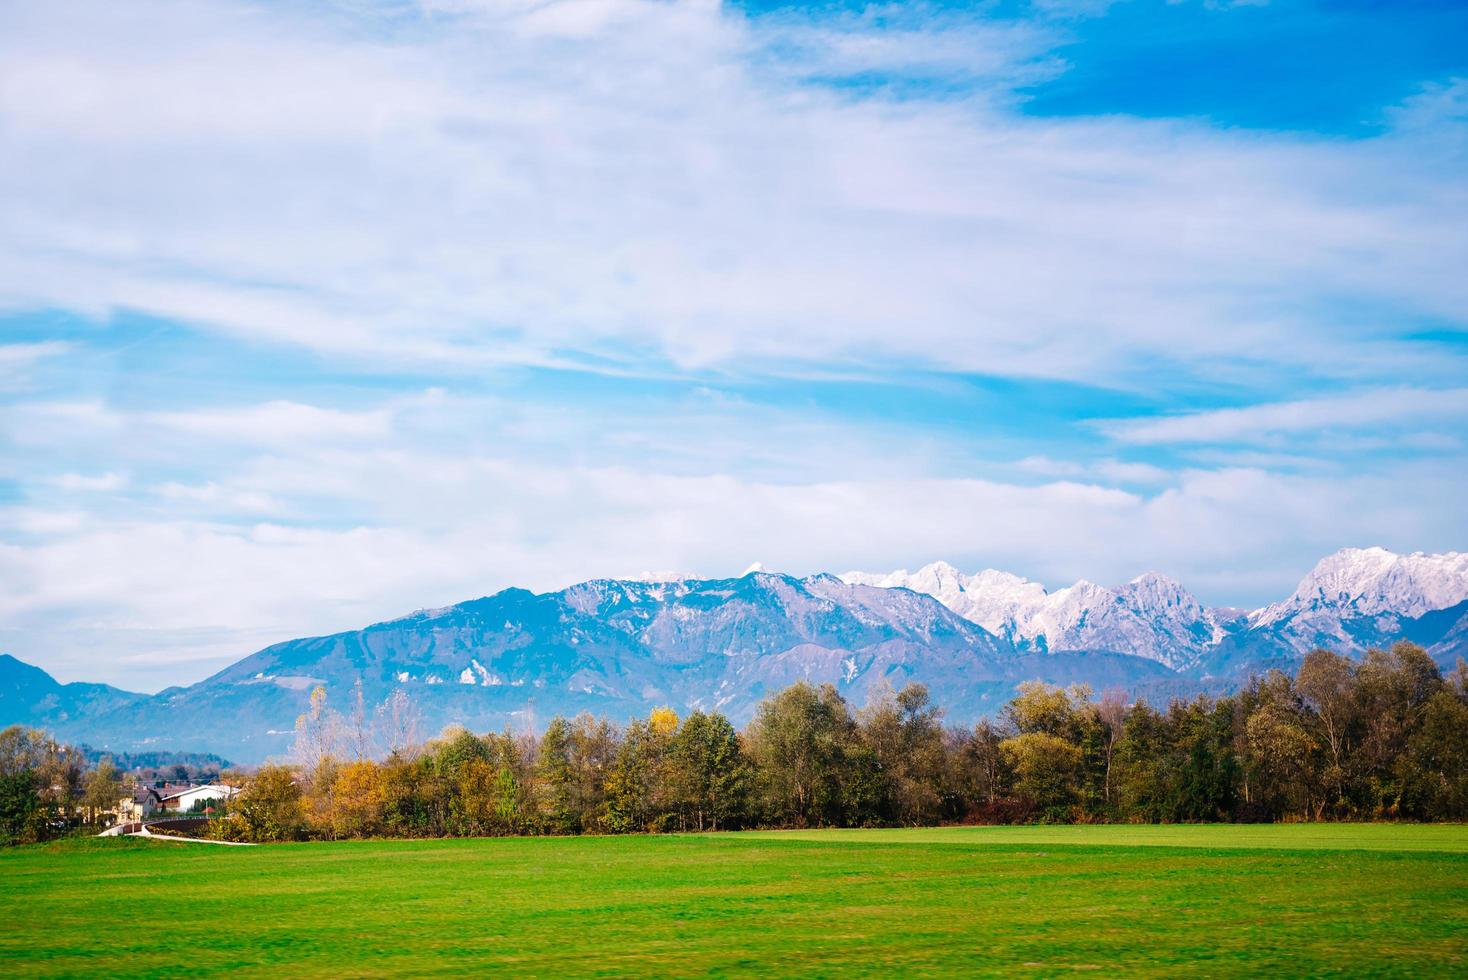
3 825 1467 977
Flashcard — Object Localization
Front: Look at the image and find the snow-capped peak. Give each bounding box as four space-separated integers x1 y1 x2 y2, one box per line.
841 562 1215 668
887 561 971 607
1128 570 1185 590
741 561 768 576
1252 547 1468 627
630 570 694 583
1122 572 1203 613
840 563 1045 635
907 560 966 593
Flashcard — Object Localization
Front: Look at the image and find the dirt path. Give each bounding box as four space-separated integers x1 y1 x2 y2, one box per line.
129 826 256 846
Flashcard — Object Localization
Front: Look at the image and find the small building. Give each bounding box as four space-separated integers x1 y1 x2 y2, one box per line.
115 786 163 824
158 784 239 814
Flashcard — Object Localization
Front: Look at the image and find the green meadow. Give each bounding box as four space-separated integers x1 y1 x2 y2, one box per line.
3 825 1466 977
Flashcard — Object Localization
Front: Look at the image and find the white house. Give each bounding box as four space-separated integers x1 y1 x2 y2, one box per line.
158 784 239 813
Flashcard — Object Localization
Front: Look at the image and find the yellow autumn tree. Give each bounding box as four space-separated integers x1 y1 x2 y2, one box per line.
648 706 679 738
331 760 385 839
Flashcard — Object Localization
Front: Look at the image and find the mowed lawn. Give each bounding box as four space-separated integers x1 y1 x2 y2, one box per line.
3 825 1467 977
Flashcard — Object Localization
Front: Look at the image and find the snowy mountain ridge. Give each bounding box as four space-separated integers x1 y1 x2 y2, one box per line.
841 547 1468 670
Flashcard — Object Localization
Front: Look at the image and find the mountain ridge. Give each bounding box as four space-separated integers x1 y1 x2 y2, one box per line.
5 548 1466 763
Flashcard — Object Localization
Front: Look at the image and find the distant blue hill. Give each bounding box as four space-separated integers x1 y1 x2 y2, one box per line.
0 653 147 731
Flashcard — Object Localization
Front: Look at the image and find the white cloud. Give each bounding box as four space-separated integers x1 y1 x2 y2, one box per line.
0 340 70 367
50 472 127 492
0 341 71 391
1013 456 1171 484
0 0 1463 387
1103 387 1468 445
5 398 395 456
1013 455 1085 477
0 508 89 537
1090 460 1172 485
154 481 280 513
149 401 393 444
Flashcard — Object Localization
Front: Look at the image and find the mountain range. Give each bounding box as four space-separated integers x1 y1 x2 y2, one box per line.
3 547 1465 763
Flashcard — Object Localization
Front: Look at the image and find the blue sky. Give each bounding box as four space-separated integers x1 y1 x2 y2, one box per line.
1 0 1465 689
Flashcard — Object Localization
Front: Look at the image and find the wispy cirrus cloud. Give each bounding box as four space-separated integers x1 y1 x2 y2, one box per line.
1101 387 1468 446
7 398 400 453
150 401 394 445
0 341 70 366
0 340 71 390
49 472 127 493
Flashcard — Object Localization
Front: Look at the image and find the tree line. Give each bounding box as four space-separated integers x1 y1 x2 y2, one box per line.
4 640 1466 846
211 641 1468 842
